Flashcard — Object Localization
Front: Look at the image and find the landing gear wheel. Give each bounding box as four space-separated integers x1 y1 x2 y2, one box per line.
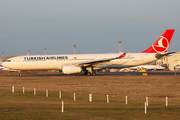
92 72 96 76
19 73 22 77
87 72 91 76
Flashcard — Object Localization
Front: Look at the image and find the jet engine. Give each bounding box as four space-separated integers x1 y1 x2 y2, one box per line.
62 65 82 74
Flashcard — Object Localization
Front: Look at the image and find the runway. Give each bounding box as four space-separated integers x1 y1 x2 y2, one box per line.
1 71 180 77
32 71 180 76
97 71 180 76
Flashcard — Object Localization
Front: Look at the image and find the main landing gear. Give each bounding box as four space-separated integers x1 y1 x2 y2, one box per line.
84 67 96 76
84 71 96 76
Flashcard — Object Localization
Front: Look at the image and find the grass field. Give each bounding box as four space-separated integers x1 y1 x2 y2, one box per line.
0 71 180 119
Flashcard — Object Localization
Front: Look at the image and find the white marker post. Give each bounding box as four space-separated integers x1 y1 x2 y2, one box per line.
166 96 168 107
46 90 48 97
23 87 25 94
126 96 127 104
89 94 92 102
146 97 148 106
34 88 36 95
59 91 61 98
145 102 147 114
62 101 64 113
12 86 14 93
74 93 76 101
107 95 109 103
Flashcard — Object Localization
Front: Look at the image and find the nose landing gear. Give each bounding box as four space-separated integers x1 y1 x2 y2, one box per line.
19 73 22 77
18 71 22 77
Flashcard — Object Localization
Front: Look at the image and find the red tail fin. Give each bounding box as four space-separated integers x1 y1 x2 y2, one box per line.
141 29 175 53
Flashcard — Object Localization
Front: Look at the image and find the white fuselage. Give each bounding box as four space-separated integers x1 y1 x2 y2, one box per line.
0 64 13 71
2 53 157 71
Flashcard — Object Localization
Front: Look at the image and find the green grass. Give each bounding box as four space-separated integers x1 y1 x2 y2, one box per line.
0 75 180 119
0 88 180 120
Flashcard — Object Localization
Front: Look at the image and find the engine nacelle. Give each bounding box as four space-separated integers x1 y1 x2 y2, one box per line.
62 65 82 74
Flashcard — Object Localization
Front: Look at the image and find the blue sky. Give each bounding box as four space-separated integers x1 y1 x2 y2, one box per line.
0 0 179 57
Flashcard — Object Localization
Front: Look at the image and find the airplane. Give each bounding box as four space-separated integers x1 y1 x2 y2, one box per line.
2 29 175 76
119 65 165 72
132 65 165 71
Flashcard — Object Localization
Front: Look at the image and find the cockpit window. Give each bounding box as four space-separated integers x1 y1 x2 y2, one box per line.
6 60 11 62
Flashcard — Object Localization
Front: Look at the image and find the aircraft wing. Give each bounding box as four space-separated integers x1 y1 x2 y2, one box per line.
155 52 177 59
74 53 126 67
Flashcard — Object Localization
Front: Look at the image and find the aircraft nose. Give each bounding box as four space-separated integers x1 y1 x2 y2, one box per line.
2 62 7 67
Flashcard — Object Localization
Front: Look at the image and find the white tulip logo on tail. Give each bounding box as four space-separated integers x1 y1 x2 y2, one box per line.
152 36 169 53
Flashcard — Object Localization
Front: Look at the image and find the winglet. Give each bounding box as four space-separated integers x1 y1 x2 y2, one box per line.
118 53 126 58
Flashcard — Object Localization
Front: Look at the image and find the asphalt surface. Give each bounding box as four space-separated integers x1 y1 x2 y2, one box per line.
1 71 180 77
97 71 180 76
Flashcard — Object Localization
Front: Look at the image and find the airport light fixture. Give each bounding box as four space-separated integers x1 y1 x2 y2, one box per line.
73 44 76 54
27 49 30 56
118 40 122 53
44 47 47 55
1 52 4 58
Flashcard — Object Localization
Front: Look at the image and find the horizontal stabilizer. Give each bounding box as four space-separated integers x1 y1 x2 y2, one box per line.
155 51 177 59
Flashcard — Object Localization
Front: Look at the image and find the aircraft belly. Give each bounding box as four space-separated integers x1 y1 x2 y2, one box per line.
97 64 129 69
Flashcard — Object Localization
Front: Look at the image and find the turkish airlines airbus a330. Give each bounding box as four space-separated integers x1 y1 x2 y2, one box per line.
2 29 175 76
